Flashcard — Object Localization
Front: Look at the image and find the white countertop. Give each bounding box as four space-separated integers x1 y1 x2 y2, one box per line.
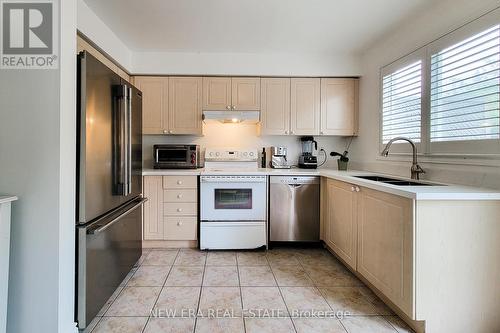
0 196 18 205
142 168 500 201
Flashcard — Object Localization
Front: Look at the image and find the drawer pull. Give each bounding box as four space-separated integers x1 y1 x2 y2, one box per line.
177 221 183 226
177 194 183 199
177 208 183 212
177 180 183 185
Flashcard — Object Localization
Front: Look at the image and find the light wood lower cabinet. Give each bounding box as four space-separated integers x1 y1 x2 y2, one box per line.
143 176 164 240
322 178 414 318
357 187 414 318
324 179 358 270
143 176 198 242
321 177 500 333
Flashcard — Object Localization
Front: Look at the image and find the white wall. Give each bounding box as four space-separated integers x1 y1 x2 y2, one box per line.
0 1 77 332
77 0 132 71
76 0 362 76
143 123 352 169
350 0 500 190
132 52 361 76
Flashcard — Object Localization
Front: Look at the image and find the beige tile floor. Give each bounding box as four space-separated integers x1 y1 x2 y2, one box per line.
84 247 415 333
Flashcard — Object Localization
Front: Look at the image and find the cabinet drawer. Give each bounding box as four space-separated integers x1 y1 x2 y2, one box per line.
163 189 197 203
164 202 197 216
164 217 197 240
163 176 197 189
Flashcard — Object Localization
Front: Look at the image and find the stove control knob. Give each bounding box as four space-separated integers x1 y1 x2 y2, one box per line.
216 152 220 157
249 152 254 157
243 152 248 157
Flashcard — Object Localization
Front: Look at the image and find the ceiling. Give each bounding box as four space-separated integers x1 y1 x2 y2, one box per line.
83 0 434 54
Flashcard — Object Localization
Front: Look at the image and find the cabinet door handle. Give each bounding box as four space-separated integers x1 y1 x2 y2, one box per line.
177 180 183 185
177 194 183 199
169 130 173 134
284 130 288 134
351 186 355 192
232 105 236 110
290 130 294 134
226 105 231 110
320 131 324 135
177 221 183 226
177 208 183 212
163 129 168 134
355 187 360 192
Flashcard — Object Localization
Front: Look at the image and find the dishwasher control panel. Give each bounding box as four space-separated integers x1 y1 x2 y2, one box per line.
269 176 320 185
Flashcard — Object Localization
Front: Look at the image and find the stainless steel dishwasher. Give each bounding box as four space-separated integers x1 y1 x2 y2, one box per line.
270 176 320 241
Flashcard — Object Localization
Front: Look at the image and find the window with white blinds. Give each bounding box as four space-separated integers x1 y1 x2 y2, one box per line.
380 14 500 157
382 61 422 144
430 25 500 143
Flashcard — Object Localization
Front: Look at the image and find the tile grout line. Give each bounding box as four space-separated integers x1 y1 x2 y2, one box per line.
193 249 207 333
235 252 247 333
141 248 181 333
267 252 298 333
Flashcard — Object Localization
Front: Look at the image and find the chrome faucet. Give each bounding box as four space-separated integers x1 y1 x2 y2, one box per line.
381 137 425 180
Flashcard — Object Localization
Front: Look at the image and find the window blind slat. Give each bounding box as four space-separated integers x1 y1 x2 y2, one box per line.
430 25 500 143
431 25 500 61
382 60 422 143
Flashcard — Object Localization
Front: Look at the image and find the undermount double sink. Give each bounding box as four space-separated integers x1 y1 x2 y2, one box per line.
354 175 444 186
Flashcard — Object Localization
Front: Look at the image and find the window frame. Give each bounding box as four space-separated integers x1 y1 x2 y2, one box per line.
379 8 500 159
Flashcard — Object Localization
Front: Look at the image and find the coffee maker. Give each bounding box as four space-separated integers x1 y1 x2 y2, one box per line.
298 136 318 169
270 146 291 169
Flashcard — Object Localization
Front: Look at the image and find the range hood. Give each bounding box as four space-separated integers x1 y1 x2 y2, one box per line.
202 111 260 124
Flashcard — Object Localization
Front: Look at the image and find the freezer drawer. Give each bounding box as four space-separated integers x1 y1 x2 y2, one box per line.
77 198 145 330
270 176 320 241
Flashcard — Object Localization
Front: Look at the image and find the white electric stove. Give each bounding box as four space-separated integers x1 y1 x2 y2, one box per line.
200 148 267 250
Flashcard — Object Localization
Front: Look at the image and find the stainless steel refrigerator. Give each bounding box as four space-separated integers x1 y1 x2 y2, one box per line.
76 51 145 330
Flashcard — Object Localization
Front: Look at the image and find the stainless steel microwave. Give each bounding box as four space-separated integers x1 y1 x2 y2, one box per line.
153 144 200 169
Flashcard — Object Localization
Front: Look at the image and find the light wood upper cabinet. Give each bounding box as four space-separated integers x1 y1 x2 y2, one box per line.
231 78 261 110
134 76 169 135
320 78 359 136
260 78 290 135
324 179 358 270
202 77 260 111
143 176 164 240
357 187 414 317
168 77 203 135
202 77 232 110
291 78 320 136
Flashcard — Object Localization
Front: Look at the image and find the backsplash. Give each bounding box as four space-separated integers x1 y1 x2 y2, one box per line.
142 122 351 169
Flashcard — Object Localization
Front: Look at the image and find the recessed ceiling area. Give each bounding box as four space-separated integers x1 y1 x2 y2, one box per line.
83 0 435 55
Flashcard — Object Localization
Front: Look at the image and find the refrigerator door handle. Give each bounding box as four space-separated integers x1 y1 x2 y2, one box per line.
87 198 147 235
126 86 132 195
112 85 128 196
